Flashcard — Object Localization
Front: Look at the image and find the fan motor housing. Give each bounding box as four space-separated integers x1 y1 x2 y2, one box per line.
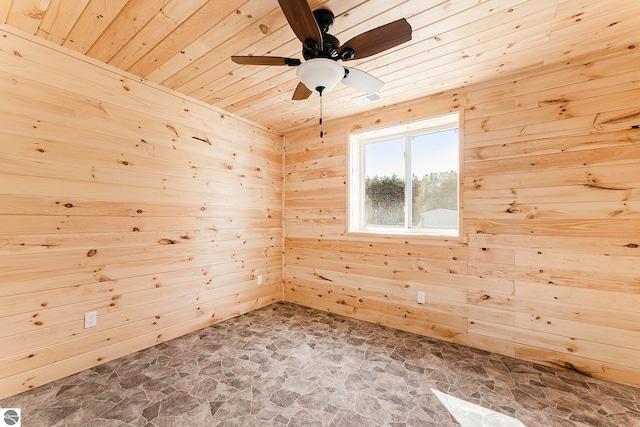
303 9 341 61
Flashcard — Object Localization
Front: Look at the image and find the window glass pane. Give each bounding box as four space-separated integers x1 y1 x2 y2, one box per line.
348 112 460 237
411 128 458 230
364 138 405 228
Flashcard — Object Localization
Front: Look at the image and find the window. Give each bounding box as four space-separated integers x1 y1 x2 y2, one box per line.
348 112 460 237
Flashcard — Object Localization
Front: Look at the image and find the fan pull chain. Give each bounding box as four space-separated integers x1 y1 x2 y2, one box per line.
319 91 324 138
316 86 325 139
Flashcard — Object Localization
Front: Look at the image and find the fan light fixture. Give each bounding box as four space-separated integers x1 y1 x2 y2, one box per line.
231 2 413 140
296 58 344 94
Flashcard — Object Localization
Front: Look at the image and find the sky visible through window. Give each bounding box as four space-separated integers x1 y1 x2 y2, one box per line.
365 128 459 178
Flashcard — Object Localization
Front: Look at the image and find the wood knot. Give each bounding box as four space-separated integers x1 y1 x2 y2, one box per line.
480 294 490 300
166 124 179 137
87 249 97 257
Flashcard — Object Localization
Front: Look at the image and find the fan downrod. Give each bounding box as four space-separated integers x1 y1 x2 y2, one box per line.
313 9 334 34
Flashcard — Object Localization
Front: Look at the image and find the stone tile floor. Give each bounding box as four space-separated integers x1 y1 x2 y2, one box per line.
2 302 640 426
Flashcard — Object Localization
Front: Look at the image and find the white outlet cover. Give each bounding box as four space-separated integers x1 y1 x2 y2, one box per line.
417 291 426 304
257 275 263 285
85 311 97 328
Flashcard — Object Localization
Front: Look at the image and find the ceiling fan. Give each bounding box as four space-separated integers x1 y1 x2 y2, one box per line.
231 0 413 101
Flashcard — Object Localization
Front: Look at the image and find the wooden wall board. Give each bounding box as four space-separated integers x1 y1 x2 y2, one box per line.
0 263 266 316
0 236 279 277
35 0 90 44
4 0 52 34
144 1 280 85
515 313 640 351
85 0 172 63
468 319 640 370
104 0 208 68
284 266 467 305
61 0 129 54
468 175 637 201
466 289 639 332
0 173 282 209
284 263 514 295
0 26 282 399
0 227 282 257
514 345 640 388
0 189 281 217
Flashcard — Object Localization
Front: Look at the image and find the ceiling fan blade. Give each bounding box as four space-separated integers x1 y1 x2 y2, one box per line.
292 82 312 100
341 67 384 94
231 56 301 66
278 0 323 48
339 18 412 61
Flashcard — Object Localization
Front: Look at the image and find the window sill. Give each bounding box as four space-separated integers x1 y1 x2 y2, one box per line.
346 229 461 241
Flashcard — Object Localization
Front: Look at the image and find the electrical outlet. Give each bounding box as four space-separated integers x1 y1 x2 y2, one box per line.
85 311 97 328
257 275 263 285
417 291 426 304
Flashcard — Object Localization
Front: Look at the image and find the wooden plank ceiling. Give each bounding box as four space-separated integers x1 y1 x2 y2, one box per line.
2 0 639 133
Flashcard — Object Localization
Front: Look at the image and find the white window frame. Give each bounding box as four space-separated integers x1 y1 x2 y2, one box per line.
348 112 461 238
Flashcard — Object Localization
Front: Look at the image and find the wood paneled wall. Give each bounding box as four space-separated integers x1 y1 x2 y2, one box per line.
0 25 282 399
283 48 640 387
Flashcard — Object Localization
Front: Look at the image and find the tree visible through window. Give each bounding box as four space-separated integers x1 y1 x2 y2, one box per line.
348 113 460 236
